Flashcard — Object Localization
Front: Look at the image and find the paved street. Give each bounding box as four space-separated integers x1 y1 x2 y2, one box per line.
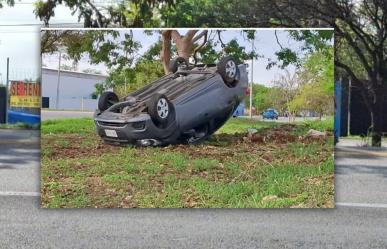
41 110 94 120
0 134 386 248
335 140 387 207
0 130 40 195
240 115 324 123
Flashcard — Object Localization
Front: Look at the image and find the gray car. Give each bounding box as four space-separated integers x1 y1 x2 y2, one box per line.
94 56 248 146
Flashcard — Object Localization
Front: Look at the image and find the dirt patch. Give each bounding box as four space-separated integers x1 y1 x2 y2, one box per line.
160 123 329 164
43 134 119 160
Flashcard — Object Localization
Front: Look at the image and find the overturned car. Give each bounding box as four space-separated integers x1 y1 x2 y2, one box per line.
94 56 248 146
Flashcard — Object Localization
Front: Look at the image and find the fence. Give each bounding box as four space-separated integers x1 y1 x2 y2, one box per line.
46 97 98 111
0 86 6 123
337 78 387 136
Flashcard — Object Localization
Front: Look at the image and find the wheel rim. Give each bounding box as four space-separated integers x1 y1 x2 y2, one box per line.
225 60 236 78
156 98 169 119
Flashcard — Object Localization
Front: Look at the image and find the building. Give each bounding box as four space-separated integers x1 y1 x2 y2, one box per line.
41 68 108 111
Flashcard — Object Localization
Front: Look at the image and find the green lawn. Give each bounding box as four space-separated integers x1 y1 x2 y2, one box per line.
41 117 334 208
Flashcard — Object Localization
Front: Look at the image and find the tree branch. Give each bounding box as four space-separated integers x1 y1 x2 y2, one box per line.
193 31 208 64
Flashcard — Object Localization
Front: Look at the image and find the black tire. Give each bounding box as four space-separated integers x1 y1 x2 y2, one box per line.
169 57 189 73
98 91 119 111
217 56 240 86
147 94 173 125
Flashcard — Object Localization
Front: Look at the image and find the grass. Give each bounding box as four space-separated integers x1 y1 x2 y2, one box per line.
40 117 334 208
42 118 95 135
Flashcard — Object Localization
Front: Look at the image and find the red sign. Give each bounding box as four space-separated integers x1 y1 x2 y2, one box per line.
9 81 41 108
10 81 40 97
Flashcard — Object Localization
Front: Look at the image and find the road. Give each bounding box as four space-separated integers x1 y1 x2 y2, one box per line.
241 115 323 123
1 134 386 248
41 110 94 120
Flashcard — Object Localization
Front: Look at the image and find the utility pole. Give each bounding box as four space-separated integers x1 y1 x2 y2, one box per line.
347 77 351 136
56 51 62 109
249 39 254 119
5 57 9 123
124 75 127 93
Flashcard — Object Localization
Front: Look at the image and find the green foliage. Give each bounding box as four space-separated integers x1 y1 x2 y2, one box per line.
245 84 277 114
32 0 175 27
289 83 333 117
223 39 257 64
108 60 164 98
43 30 259 98
269 30 334 69
41 118 95 135
267 48 298 69
141 40 163 61
196 32 258 65
160 0 238 27
0 0 14 8
301 118 334 132
289 47 334 117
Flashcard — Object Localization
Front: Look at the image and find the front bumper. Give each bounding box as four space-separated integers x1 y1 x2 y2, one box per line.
94 112 177 145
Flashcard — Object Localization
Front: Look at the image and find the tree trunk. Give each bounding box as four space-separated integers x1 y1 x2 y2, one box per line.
371 90 384 147
160 31 172 74
160 30 207 75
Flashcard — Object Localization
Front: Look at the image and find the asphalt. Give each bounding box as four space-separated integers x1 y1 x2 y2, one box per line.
0 129 40 144
0 133 387 248
41 110 94 120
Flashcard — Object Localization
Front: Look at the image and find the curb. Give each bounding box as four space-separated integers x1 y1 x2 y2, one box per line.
335 147 387 157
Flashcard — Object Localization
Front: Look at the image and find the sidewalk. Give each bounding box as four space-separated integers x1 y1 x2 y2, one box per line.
0 129 40 144
335 138 387 206
337 137 387 149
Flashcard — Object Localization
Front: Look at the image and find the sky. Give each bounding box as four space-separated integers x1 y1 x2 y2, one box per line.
0 1 81 83
0 1 320 87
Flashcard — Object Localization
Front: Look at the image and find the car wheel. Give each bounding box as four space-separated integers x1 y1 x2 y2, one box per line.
98 91 119 111
217 56 240 86
169 57 189 73
147 94 173 126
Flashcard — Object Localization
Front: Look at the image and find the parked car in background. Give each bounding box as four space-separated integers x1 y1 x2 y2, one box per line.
94 56 249 146
262 108 279 120
232 103 245 117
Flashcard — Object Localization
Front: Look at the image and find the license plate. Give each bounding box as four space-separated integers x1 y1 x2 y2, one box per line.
105 129 118 137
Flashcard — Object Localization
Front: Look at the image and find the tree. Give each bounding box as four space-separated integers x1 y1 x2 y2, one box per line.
0 0 14 8
42 29 258 98
82 68 102 75
263 0 386 147
160 30 257 74
272 70 299 122
32 0 175 27
160 30 208 73
290 83 333 119
245 84 276 114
